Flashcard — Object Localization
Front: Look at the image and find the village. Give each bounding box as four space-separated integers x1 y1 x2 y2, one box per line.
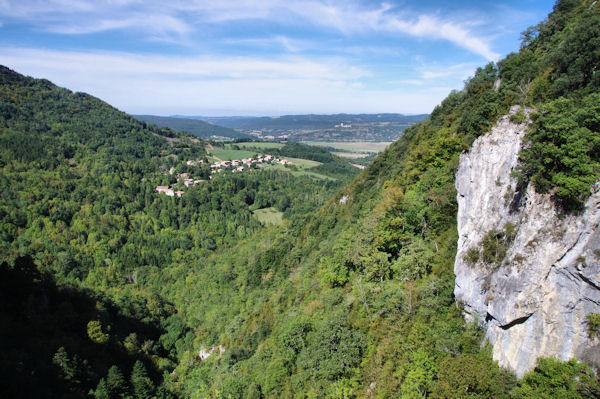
155 154 292 197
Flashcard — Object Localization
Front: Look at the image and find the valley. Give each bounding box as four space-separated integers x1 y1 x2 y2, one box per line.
1 1 600 398
193 113 428 142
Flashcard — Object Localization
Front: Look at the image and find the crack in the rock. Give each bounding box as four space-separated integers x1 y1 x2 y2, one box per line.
579 272 600 291
556 267 582 284
557 232 584 263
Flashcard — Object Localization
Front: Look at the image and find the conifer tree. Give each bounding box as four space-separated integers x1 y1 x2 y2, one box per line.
131 360 155 398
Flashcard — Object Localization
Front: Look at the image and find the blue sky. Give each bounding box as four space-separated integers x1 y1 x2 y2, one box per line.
0 0 555 116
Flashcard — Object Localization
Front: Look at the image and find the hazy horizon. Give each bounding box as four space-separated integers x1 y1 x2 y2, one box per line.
0 0 555 116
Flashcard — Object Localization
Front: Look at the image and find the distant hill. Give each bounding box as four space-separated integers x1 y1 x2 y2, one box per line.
134 114 252 140
175 113 429 141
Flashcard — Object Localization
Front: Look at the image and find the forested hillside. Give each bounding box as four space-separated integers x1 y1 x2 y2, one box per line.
133 115 252 140
161 0 599 397
0 65 348 398
1 0 599 398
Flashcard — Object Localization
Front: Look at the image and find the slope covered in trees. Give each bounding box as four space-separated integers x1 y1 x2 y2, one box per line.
0 65 348 398
160 1 600 397
1 0 600 397
134 115 253 140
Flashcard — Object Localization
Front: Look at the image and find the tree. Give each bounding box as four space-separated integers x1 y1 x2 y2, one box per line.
94 378 111 399
131 360 155 398
52 346 79 381
87 320 110 344
106 365 129 398
400 349 436 399
429 352 515 398
296 313 365 380
511 358 600 399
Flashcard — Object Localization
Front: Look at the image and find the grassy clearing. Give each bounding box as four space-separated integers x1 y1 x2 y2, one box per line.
255 157 322 170
253 207 284 225
258 163 336 181
281 157 322 168
291 170 337 181
301 141 392 153
209 148 259 161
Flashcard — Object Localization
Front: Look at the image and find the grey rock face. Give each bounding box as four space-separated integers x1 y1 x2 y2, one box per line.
454 106 600 378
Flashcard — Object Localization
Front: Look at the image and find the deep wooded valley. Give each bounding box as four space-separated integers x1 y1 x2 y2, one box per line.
1 1 600 398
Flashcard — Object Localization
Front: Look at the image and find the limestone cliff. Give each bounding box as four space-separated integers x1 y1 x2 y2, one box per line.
454 106 600 378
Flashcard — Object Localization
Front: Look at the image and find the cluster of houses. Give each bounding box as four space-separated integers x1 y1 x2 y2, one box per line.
155 172 205 197
210 154 290 174
155 154 292 197
155 186 185 197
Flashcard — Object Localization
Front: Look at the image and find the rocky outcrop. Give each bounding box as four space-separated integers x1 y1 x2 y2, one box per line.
199 345 225 361
454 106 600 378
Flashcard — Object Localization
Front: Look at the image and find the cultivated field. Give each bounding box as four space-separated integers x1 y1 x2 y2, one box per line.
257 158 335 181
280 157 322 168
301 141 392 153
208 148 260 161
334 152 370 158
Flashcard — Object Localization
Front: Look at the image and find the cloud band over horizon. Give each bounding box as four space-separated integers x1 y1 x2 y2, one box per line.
0 0 554 115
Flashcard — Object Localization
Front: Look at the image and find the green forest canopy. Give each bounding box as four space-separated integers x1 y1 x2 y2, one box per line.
1 0 599 397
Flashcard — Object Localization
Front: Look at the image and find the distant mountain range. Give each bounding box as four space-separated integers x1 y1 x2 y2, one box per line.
168 113 429 141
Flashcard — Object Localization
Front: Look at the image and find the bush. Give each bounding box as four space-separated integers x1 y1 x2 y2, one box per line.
510 108 527 124
464 247 481 266
586 313 600 339
480 223 516 267
511 357 600 399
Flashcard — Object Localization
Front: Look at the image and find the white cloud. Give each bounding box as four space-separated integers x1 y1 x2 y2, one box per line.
387 79 424 85
0 0 190 41
419 62 480 81
47 14 191 36
0 47 449 115
0 0 499 59
178 1 500 60
0 47 398 115
221 35 309 53
0 47 368 80
382 14 499 61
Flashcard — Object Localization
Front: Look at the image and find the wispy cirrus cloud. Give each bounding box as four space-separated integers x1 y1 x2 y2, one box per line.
0 1 552 115
180 1 499 60
380 14 499 61
419 62 481 80
0 0 499 59
184 1 499 60
221 36 311 53
387 61 480 87
0 46 446 115
0 47 368 81
0 0 191 40
46 14 191 36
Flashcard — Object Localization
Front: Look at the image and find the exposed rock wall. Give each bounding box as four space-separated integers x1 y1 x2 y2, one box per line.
454 106 600 378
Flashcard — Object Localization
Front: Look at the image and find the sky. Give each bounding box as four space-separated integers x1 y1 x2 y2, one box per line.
0 0 556 116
